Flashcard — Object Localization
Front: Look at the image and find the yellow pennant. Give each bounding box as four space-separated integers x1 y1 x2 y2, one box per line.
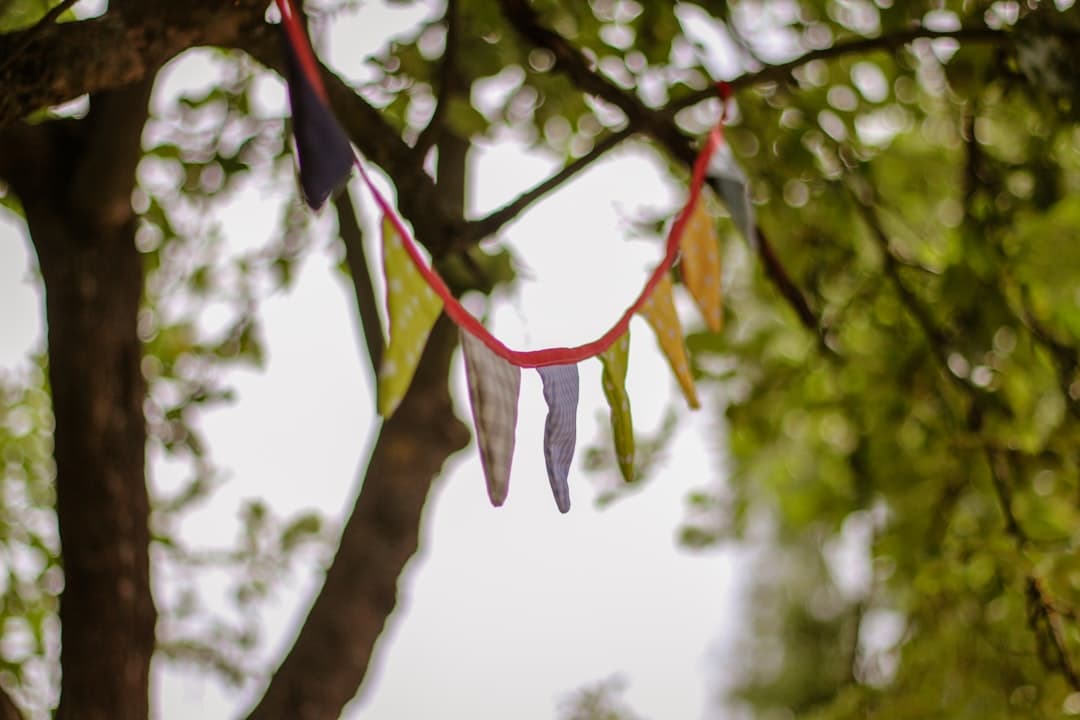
679 199 723 332
377 216 444 417
639 273 699 409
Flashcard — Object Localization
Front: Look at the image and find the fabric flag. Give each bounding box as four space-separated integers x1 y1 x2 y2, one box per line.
537 364 579 514
599 332 635 483
706 144 756 247
679 199 724 332
377 216 444 417
639 273 700 409
279 21 354 209
461 331 521 507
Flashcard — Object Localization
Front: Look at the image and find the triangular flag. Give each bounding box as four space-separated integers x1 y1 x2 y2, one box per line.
680 199 723 332
639 273 700 409
280 21 354 209
461 331 521 507
377 216 444 417
599 332 635 483
706 144 755 247
537 364 579 514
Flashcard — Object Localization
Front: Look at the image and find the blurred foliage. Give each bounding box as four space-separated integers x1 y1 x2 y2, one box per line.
671 2 1080 718
0 361 59 714
3 0 1080 717
558 675 644 720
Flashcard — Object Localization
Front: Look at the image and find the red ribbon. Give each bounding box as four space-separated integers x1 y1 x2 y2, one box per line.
275 0 728 368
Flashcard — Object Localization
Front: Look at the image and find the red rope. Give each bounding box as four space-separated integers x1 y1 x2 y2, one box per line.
275 0 727 368
275 0 329 103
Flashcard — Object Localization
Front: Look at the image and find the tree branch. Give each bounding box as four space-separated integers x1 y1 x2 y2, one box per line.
0 0 268 127
669 25 1012 114
334 187 384 374
462 126 632 245
848 186 952 368
245 315 470 720
497 0 823 336
0 0 80 76
412 0 459 160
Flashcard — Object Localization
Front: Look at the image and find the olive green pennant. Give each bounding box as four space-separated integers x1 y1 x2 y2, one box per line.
599 332 635 483
377 215 444 417
638 273 699 409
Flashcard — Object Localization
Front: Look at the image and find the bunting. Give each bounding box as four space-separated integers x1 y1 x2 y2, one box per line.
377 216 443 417
461 331 521 507
537 365 580 513
273 0 753 510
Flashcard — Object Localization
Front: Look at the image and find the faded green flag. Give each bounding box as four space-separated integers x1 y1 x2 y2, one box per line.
377 215 443 417
599 332 635 483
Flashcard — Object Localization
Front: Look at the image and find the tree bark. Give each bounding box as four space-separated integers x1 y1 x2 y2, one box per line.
0 688 22 720
1 82 157 720
0 0 267 127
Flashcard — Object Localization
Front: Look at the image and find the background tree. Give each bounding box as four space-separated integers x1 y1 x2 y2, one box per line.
1 1 1079 719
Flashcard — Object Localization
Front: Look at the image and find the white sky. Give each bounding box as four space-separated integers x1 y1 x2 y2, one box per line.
0 2 749 719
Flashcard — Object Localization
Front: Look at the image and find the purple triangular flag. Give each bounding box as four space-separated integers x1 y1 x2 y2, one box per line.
280 22 354 209
536 364 579 513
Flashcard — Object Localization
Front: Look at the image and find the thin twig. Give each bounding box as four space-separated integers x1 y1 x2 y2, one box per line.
334 188 385 373
849 188 951 367
668 25 1012 115
462 126 632 244
413 0 459 160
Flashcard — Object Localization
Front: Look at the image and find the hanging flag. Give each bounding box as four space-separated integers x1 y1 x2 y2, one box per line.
679 199 724 332
706 144 755 247
279 8 354 209
599 332 635 483
461 331 521 507
377 216 444 417
537 364 579 513
639 273 699 409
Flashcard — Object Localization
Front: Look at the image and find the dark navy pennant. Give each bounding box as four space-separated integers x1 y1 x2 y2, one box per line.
279 22 354 210
537 364 579 514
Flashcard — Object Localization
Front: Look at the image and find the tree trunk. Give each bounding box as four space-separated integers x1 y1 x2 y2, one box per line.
2 82 157 720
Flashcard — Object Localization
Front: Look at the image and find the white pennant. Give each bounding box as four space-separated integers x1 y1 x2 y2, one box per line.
460 331 521 507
